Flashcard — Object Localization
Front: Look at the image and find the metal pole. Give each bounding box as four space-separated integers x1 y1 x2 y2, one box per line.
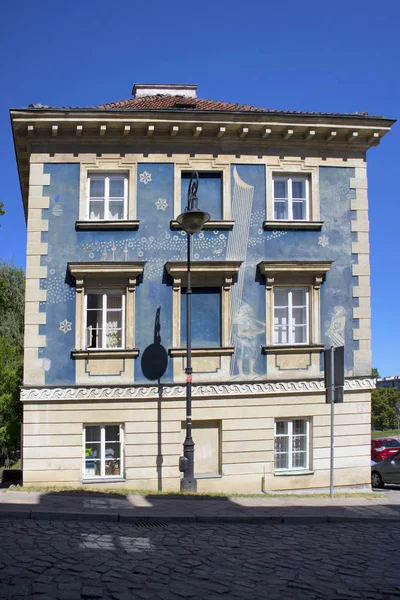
181 232 196 492
330 346 335 498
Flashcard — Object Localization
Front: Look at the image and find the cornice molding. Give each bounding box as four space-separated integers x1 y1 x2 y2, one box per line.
20 378 375 402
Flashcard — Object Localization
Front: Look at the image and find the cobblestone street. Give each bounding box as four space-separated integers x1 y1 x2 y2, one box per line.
1 518 400 600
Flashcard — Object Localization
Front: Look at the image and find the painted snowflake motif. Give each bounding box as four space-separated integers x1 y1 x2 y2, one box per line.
139 171 152 185
59 319 72 334
318 234 329 248
155 198 168 211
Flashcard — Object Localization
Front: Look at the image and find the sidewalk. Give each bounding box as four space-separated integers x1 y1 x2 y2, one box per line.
1 489 400 524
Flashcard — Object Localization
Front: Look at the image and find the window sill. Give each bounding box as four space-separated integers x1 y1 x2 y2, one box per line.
72 348 140 359
82 477 126 484
263 220 323 231
262 344 324 355
196 473 223 479
169 347 234 357
274 470 314 477
75 220 140 231
170 220 235 230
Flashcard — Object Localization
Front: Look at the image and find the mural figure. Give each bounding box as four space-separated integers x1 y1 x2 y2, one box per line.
232 303 265 377
326 305 346 347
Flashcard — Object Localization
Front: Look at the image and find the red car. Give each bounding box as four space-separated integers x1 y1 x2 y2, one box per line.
371 438 400 462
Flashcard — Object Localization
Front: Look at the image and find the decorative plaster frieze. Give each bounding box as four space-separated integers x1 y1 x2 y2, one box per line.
20 378 375 402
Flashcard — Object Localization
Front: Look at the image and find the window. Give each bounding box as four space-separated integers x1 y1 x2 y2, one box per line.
85 290 125 350
258 261 332 351
166 261 241 356
84 424 124 479
87 173 128 221
265 163 321 230
273 175 309 221
68 262 145 366
273 286 309 345
181 287 221 348
181 172 223 220
274 419 309 471
173 160 232 228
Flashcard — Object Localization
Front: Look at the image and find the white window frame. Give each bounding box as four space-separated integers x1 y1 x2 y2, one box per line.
84 289 126 350
273 175 309 221
87 173 128 221
83 424 124 480
273 286 309 346
274 418 309 472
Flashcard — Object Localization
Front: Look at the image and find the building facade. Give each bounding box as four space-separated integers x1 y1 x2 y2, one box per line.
11 84 394 492
377 377 400 391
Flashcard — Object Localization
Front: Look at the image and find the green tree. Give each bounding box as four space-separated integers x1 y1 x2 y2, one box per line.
0 261 25 353
0 260 24 462
0 338 23 459
0 201 4 219
371 387 400 431
371 367 380 378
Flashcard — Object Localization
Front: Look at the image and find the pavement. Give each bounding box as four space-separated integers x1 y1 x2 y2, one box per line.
2 491 400 599
1 517 400 599
1 488 400 524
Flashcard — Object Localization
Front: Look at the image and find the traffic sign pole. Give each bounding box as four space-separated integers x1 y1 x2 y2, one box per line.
329 347 335 499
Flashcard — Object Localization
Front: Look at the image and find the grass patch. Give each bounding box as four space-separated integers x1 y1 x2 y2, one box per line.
2 484 376 499
0 461 21 471
371 429 400 440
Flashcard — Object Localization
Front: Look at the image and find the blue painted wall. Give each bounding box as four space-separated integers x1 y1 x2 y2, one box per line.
38 161 356 385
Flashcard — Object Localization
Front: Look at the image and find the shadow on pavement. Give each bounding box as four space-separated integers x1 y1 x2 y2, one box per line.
1 487 400 524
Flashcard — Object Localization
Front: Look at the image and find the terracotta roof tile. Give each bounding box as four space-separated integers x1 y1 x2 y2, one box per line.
94 95 369 117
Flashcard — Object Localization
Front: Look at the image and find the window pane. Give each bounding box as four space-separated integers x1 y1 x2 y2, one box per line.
86 296 103 349
274 326 288 345
105 426 120 441
293 307 307 326
105 442 120 460
181 288 221 347
89 200 104 220
86 442 101 459
85 459 101 477
109 178 125 198
274 200 288 220
107 295 122 310
291 288 307 307
106 317 122 348
108 201 124 220
276 421 288 435
274 307 288 328
293 420 306 435
292 200 306 220
105 458 121 476
293 325 307 344
274 288 289 307
274 179 288 198
292 180 306 199
90 178 105 197
292 452 307 468
87 294 102 310
181 173 222 220
86 426 101 443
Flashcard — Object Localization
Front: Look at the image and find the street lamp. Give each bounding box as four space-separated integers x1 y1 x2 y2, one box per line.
177 172 210 492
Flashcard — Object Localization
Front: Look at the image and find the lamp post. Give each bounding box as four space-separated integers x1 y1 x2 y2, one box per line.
177 172 210 492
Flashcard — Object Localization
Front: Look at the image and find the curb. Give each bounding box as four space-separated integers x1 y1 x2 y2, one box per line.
0 510 400 525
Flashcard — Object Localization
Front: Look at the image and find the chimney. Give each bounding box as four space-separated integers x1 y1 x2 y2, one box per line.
132 83 198 99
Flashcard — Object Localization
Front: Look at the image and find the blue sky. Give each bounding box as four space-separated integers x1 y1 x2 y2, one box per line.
0 0 399 376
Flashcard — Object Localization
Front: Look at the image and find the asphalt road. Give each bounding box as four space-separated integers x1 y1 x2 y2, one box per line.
1 518 399 600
